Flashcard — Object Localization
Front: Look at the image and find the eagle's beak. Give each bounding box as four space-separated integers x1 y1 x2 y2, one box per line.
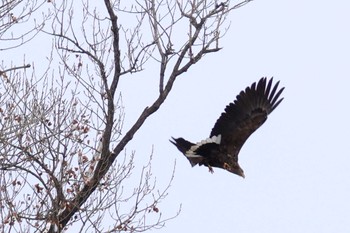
223 162 245 178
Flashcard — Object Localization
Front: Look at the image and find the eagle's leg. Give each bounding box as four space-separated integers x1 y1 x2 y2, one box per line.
208 165 214 173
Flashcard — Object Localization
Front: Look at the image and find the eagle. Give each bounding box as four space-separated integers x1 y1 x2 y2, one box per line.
170 77 284 178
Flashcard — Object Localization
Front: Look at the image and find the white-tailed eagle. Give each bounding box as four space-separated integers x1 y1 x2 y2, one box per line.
170 77 284 177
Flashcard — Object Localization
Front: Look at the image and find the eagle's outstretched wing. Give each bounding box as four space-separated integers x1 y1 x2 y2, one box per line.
210 77 284 158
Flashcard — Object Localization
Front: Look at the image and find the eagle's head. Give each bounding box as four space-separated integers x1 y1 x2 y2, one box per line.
223 162 245 178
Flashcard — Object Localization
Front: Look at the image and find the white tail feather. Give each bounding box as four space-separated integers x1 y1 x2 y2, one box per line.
185 134 221 157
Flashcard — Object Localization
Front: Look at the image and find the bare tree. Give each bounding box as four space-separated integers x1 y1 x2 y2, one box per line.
0 0 50 50
0 0 253 232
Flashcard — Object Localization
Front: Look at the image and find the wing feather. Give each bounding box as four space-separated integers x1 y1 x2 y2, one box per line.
210 77 284 157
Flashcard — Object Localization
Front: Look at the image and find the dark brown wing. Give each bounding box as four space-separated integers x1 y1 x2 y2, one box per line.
210 77 284 158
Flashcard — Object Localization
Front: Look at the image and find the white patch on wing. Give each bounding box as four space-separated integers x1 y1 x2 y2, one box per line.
185 134 221 157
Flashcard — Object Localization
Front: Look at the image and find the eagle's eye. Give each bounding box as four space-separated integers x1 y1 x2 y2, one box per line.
223 162 231 170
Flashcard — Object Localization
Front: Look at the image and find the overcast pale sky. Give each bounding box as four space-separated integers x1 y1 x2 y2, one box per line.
3 0 350 232
127 0 350 232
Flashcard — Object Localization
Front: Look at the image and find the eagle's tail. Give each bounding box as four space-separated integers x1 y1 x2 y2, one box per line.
170 137 194 154
170 137 203 167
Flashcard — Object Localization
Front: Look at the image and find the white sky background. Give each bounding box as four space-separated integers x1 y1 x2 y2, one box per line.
135 0 350 232
2 0 350 232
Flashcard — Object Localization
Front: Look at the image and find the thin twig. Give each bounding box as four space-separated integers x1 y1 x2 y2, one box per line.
0 64 31 75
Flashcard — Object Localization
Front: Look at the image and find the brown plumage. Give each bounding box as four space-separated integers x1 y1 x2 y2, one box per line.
170 77 284 177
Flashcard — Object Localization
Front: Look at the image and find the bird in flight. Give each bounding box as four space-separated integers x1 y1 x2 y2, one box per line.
170 77 284 178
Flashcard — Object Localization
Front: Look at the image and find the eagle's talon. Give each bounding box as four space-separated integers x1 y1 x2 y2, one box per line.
208 165 214 174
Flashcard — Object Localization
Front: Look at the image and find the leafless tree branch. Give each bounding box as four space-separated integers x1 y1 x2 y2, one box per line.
0 0 253 232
